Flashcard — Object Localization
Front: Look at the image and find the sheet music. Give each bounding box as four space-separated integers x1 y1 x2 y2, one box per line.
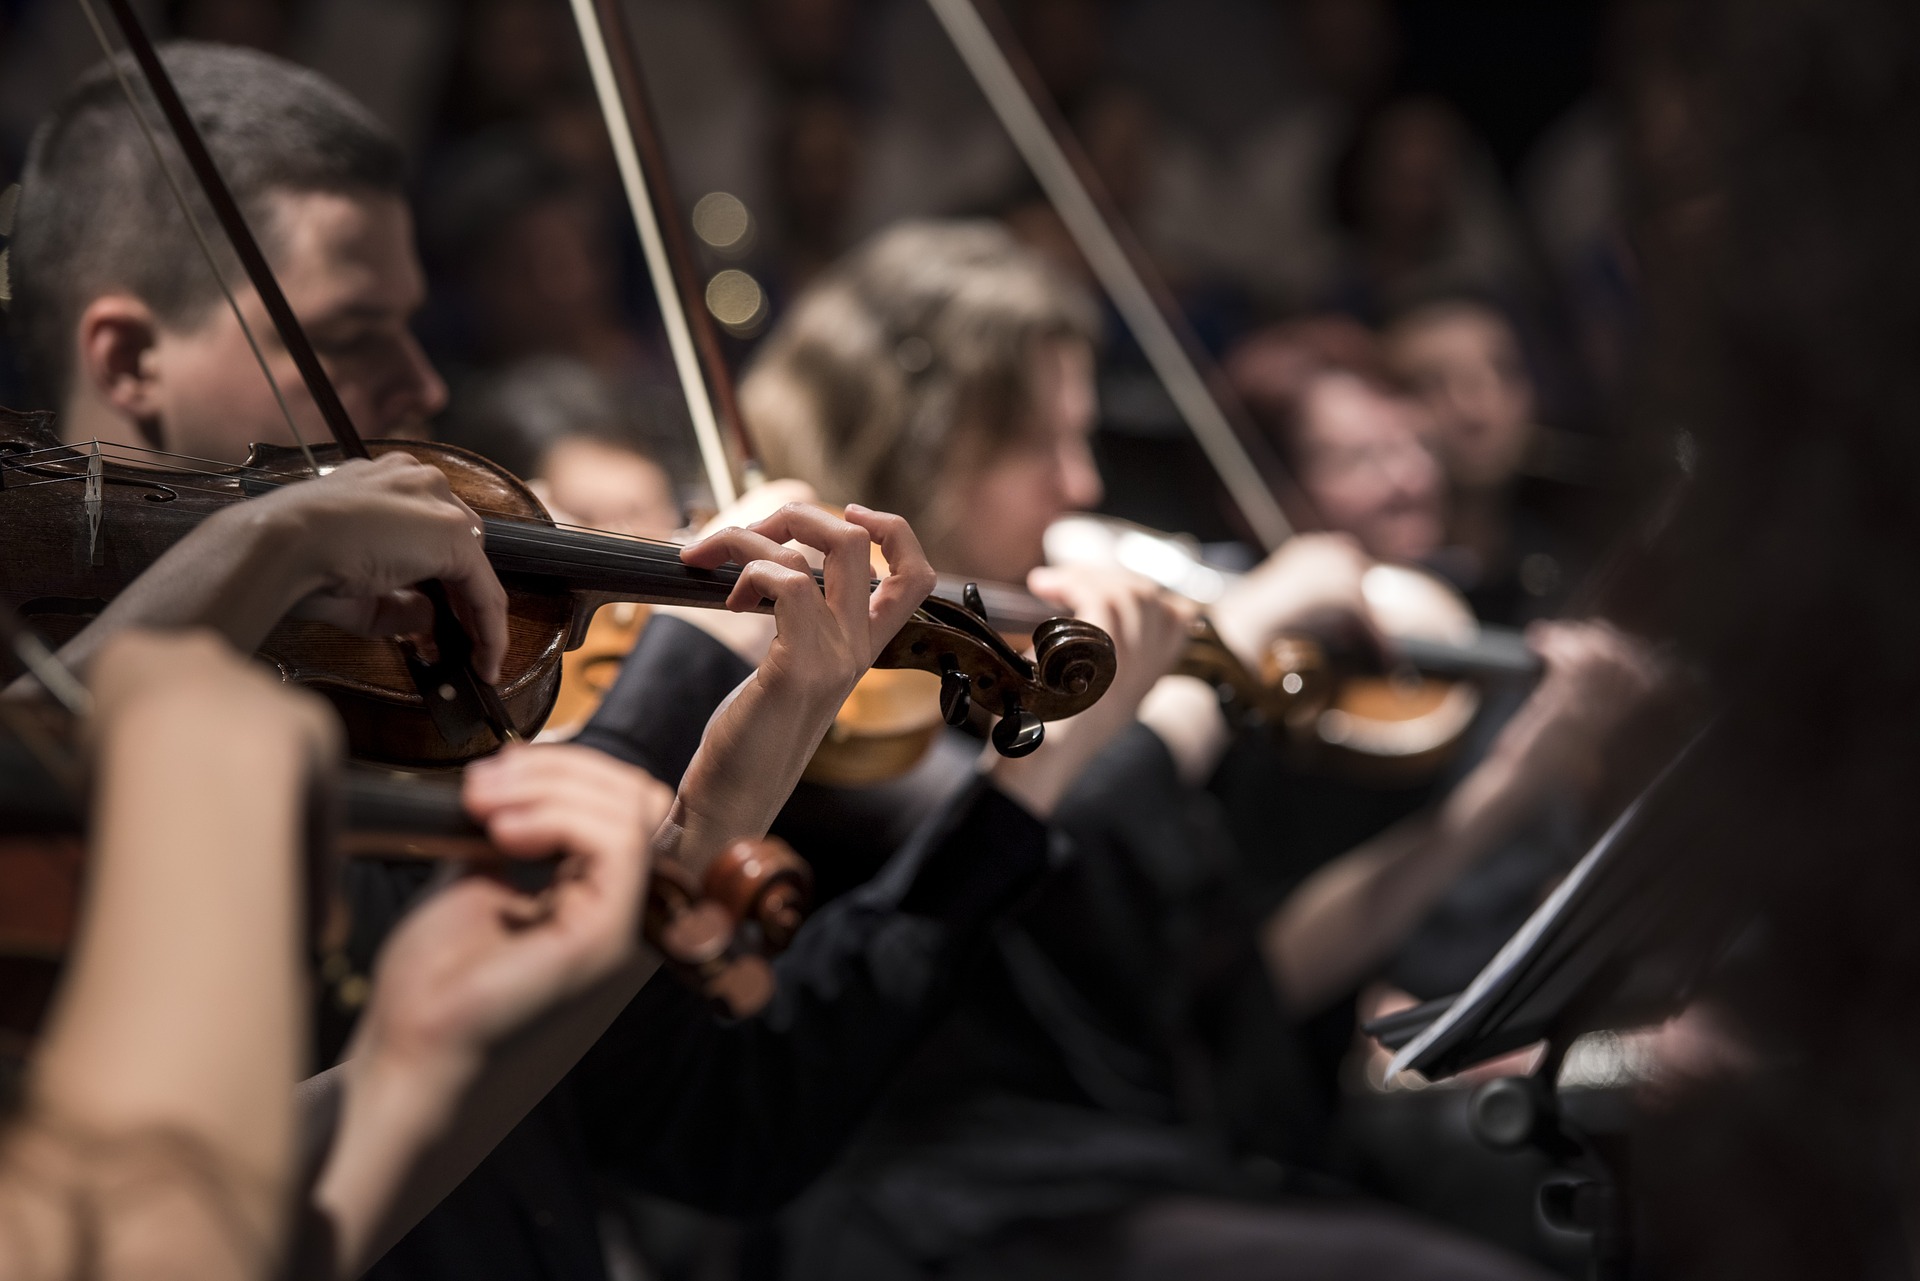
1386 728 1710 1079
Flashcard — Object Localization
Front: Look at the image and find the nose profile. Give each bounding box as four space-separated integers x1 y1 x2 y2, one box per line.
1060 436 1105 512
388 331 450 428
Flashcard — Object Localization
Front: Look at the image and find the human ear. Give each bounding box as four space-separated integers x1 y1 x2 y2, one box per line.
75 294 164 426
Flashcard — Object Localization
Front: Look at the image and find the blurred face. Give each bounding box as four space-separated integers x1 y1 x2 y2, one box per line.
533 437 680 539
940 338 1103 583
473 195 616 360
147 189 447 463
1387 307 1535 489
1294 371 1445 563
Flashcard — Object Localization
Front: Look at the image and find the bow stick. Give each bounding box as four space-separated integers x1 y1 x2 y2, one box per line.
925 0 1306 552
79 0 520 751
566 0 761 508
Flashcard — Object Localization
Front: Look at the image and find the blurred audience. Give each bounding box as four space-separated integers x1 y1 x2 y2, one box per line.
1327 96 1534 324
1219 0 1403 314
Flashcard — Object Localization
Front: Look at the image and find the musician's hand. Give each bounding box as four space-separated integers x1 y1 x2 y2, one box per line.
351 744 667 1081
667 503 935 871
45 453 509 691
1209 533 1379 670
262 452 509 683
1491 621 1667 803
313 744 665 1278
680 501 935 712
656 479 820 664
991 565 1196 817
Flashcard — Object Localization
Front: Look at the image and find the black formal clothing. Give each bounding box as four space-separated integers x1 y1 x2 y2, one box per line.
340 618 1053 1279
784 725 1348 1276
781 714 1556 1281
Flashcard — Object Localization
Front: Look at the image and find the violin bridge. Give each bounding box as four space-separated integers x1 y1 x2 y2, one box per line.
84 449 103 566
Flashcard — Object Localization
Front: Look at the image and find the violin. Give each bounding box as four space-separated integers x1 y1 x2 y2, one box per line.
960 515 1543 781
0 691 813 1027
795 543 1541 788
0 409 1117 769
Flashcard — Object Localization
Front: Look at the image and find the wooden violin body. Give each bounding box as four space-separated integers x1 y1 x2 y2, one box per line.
0 410 1117 768
985 515 1544 783
0 702 813 1025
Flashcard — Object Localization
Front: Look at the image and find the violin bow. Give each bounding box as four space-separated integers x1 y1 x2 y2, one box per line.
0 603 91 798
923 0 1304 552
73 0 521 751
565 0 761 508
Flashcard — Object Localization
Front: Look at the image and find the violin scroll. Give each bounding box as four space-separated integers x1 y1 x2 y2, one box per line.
645 835 813 1017
703 838 813 953
883 593 1118 755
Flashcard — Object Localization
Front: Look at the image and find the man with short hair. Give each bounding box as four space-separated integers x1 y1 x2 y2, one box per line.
12 42 444 461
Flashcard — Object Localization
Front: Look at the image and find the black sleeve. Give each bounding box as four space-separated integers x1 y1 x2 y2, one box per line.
567 774 1053 1214
571 614 751 786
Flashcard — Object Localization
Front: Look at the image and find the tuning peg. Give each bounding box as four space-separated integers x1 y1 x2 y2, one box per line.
963 582 989 622
991 703 1045 757
939 668 973 725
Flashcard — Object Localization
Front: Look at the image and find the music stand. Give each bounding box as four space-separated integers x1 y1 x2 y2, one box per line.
1361 726 1748 1279
1370 726 1743 1082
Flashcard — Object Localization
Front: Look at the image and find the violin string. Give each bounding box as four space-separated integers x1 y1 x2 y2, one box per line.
0 441 918 597
0 457 770 580
72 0 320 474
0 464 694 563
0 468 924 614
1 440 709 552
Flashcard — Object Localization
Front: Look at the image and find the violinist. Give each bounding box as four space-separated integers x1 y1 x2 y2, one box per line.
4 41 1139 1281
1222 318 1660 1002
1382 298 1587 626
10 47 440 462
737 219 1648 1279
0 627 671 1281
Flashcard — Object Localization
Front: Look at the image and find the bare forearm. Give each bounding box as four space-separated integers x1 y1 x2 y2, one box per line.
1136 675 1232 789
658 675 843 877
30 708 312 1246
1264 751 1539 1016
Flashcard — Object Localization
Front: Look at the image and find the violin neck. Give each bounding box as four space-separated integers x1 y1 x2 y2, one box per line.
1392 629 1541 680
337 768 497 862
482 519 742 609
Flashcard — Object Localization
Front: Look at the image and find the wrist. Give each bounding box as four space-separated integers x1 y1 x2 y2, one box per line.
99 694 311 786
338 1032 477 1157
1208 603 1285 672
214 498 333 617
1137 675 1231 787
312 1040 475 1280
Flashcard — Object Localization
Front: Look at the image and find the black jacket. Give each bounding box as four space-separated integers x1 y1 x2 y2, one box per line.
347 618 1052 1279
